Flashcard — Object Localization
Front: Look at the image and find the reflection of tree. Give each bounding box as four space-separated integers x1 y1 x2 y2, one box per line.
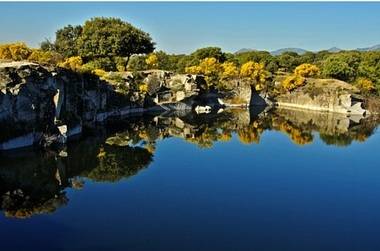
0 108 378 219
237 122 264 144
0 151 67 219
277 120 314 146
85 145 153 182
186 127 219 148
2 192 68 219
319 133 353 147
217 129 232 142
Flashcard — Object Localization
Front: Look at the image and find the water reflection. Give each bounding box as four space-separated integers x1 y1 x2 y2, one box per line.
0 107 379 218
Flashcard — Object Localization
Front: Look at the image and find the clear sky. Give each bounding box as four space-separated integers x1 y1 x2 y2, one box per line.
0 2 379 54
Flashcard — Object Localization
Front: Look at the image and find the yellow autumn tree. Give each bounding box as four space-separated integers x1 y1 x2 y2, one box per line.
185 57 222 87
58 56 83 71
145 53 158 69
294 63 320 78
282 74 306 91
220 62 239 80
356 78 375 93
240 61 270 91
0 44 13 60
0 42 32 61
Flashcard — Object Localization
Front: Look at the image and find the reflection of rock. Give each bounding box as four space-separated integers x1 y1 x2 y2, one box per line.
0 107 379 218
195 105 211 114
271 107 378 146
273 107 363 136
0 150 68 218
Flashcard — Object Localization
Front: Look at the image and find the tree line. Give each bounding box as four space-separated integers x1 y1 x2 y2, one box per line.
0 16 379 95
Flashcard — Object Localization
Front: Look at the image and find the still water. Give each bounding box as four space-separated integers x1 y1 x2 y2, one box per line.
1 108 380 251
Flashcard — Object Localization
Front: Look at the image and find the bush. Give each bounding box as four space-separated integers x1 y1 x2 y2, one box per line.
240 61 270 91
355 78 376 94
321 56 355 81
28 50 63 65
139 83 148 93
128 55 148 71
145 53 158 69
185 57 221 87
282 74 306 91
294 63 320 78
8 43 32 60
0 42 32 61
93 69 107 78
220 62 238 80
0 44 13 59
58 56 83 71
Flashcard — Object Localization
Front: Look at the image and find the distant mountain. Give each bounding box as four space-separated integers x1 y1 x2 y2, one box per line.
357 44 380 51
270 48 308 56
235 48 255 54
234 44 380 55
327 47 342 53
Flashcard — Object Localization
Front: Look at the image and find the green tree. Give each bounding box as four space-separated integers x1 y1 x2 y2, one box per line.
76 17 155 69
40 39 55 52
54 25 82 58
321 56 356 81
189 47 227 64
277 52 301 72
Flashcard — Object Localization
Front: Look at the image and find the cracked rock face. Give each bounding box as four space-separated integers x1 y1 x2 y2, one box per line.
0 62 57 146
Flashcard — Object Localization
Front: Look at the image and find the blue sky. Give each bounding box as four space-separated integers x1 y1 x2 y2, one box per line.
0 2 379 54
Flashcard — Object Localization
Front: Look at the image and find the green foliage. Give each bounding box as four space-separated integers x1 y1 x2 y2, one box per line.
190 47 227 63
128 55 148 71
40 39 55 52
76 17 155 67
54 25 82 58
28 49 63 65
277 51 301 72
321 56 355 81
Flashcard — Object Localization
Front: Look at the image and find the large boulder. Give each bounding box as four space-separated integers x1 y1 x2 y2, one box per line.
275 78 367 115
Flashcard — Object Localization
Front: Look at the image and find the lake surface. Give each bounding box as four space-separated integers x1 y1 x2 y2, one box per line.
1 108 380 251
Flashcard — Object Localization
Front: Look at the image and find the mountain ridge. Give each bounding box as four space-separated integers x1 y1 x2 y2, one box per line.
234 44 380 55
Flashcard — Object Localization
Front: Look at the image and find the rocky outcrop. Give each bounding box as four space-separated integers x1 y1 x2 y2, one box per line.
0 62 212 150
275 78 368 115
0 62 57 149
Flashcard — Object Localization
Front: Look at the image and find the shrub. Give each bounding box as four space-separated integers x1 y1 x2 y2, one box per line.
8 42 32 60
240 61 270 91
220 62 238 80
294 63 320 78
0 44 13 59
282 74 306 91
185 57 221 87
0 42 32 61
355 78 376 94
145 53 158 69
139 83 148 93
321 56 355 81
28 50 63 65
58 56 83 71
93 69 107 78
